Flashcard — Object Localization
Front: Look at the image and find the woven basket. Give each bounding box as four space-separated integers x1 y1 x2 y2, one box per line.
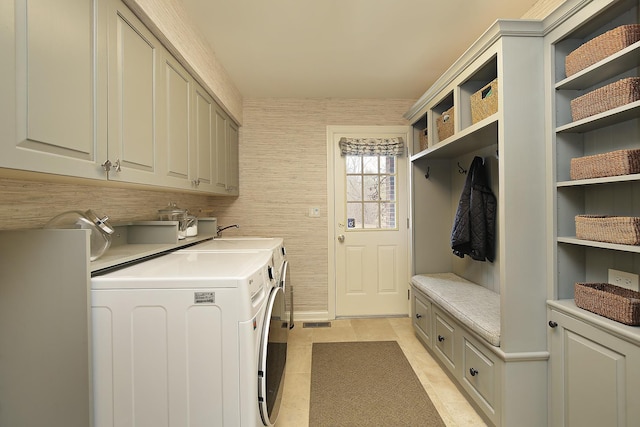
575 215 640 245
419 128 428 152
570 77 640 121
566 24 640 77
570 149 640 180
470 79 498 124
436 107 454 142
575 282 640 325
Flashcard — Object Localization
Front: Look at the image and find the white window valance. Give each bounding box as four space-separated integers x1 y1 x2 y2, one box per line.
339 137 404 156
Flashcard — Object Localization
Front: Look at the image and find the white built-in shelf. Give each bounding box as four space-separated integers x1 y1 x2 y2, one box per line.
556 100 640 133
557 236 640 253
557 173 640 187
410 115 498 161
555 41 640 90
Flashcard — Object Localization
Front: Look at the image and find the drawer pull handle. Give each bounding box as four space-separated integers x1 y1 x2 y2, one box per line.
416 313 422 319
470 368 478 377
437 335 445 342
548 321 558 328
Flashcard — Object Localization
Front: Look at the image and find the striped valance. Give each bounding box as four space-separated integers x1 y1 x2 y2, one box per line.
339 137 404 156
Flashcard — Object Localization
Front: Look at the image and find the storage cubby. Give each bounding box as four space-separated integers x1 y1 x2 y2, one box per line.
406 19 547 427
432 92 455 145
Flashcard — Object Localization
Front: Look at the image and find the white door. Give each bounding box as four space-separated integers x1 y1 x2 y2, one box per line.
328 126 410 317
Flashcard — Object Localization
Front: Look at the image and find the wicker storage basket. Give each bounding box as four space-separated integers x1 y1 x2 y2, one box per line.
570 77 640 121
570 149 640 180
470 79 498 124
575 214 640 245
565 24 640 77
574 282 640 325
419 128 428 152
436 107 454 141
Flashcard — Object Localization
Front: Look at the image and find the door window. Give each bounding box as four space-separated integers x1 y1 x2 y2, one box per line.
345 155 397 230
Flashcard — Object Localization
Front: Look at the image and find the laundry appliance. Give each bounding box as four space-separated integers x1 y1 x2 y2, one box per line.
179 237 293 329
91 250 287 427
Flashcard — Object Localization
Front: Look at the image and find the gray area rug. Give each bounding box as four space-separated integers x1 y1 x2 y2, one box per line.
309 341 446 427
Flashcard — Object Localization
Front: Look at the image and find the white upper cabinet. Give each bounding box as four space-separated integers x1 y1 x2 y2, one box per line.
0 0 239 195
157 50 194 190
0 0 108 179
226 121 239 195
106 0 161 186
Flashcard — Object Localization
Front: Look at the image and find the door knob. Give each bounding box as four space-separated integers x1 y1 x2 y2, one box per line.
337 234 345 242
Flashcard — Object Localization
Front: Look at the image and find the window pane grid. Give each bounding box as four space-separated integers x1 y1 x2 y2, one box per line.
345 155 397 230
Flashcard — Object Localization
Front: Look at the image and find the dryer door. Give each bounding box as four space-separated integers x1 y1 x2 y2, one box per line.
258 286 287 426
280 260 294 329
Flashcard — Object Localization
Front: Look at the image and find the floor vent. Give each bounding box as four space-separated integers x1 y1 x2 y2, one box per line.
303 321 331 328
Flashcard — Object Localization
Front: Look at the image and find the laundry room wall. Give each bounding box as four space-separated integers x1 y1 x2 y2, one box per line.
209 98 416 316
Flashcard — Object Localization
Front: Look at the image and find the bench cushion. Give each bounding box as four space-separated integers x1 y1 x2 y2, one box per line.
411 273 501 346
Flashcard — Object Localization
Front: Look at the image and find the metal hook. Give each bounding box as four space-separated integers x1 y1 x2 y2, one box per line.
424 166 430 179
457 162 467 174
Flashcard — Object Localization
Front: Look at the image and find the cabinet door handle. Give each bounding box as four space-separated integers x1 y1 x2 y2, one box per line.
437 335 445 342
415 313 422 319
469 368 478 377
548 321 558 328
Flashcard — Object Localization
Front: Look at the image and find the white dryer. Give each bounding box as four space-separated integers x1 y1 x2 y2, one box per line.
180 237 293 330
91 250 287 427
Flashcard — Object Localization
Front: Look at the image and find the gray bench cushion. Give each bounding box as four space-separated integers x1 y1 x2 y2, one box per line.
411 273 501 347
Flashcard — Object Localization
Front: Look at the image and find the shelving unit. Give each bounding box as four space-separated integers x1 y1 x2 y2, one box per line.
545 0 640 425
406 19 548 427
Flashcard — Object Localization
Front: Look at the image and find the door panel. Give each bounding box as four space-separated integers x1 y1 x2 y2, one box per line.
331 127 410 317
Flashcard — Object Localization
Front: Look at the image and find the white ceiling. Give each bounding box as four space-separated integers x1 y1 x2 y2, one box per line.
180 0 540 99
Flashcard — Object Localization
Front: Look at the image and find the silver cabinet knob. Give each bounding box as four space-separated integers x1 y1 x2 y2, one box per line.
337 234 345 242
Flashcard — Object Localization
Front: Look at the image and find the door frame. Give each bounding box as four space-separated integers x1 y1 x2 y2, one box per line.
326 125 413 319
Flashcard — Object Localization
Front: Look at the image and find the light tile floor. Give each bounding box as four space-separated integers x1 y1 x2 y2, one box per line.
275 317 487 426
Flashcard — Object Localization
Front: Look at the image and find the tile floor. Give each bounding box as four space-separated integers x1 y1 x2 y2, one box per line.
275 317 487 426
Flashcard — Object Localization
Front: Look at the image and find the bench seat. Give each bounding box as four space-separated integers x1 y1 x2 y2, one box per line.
411 273 501 347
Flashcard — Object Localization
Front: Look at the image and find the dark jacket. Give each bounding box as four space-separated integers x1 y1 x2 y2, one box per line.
450 156 496 262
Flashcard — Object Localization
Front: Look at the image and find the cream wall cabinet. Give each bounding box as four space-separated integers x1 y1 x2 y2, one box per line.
544 0 640 425
406 20 549 426
0 0 239 195
0 0 108 180
106 0 162 186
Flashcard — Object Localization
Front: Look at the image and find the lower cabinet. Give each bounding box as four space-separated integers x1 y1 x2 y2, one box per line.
411 286 547 427
549 305 640 427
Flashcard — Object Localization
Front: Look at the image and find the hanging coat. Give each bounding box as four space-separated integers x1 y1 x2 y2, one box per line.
450 156 496 262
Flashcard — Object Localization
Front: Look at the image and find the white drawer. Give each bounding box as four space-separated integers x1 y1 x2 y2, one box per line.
413 291 432 346
463 337 496 412
434 310 456 368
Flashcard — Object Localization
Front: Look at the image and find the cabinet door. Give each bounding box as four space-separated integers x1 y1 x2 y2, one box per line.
549 309 640 427
213 105 228 193
192 83 217 192
0 0 107 179
106 0 161 185
412 290 432 347
226 121 239 195
157 51 193 190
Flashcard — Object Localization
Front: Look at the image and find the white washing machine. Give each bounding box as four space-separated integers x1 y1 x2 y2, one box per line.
180 237 293 329
91 250 287 427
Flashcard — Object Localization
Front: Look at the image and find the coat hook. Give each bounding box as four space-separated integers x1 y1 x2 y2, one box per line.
457 162 467 174
425 166 430 179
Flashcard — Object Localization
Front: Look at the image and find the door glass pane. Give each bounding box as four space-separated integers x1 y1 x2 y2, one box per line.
346 203 362 229
345 156 361 173
346 176 362 201
362 156 378 174
363 175 379 201
380 156 395 173
379 176 395 201
381 202 396 228
363 203 379 229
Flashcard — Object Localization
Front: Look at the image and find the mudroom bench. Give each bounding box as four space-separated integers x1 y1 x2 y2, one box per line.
410 273 549 426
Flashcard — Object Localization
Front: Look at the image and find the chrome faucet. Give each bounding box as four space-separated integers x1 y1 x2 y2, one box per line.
216 224 239 237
